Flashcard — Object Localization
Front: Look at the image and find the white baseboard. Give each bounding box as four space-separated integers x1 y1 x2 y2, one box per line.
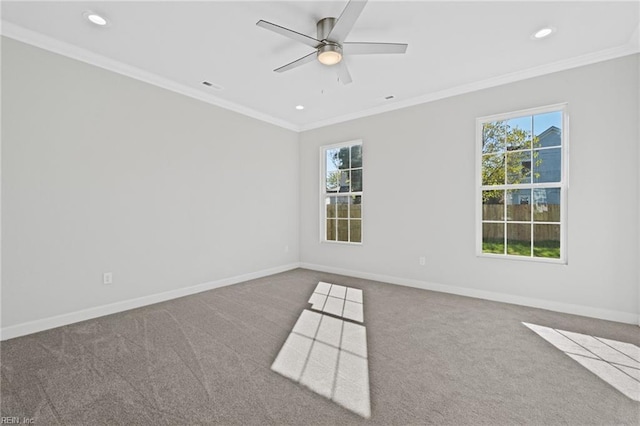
3 261 635 340
0 263 301 341
299 262 639 325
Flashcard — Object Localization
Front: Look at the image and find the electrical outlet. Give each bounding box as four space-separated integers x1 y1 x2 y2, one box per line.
284 245 289 253
103 272 113 285
419 256 426 266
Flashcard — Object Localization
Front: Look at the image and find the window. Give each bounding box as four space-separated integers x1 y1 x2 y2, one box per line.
321 140 363 244
477 104 567 262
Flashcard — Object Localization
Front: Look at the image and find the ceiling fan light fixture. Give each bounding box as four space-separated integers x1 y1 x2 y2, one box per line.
256 0 408 84
317 44 343 66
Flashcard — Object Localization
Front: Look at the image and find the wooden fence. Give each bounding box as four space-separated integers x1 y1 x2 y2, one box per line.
482 205 560 242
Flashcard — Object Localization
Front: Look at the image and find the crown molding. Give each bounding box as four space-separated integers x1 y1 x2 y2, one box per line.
2 20 637 134
0 20 301 132
628 22 640 47
298 42 640 132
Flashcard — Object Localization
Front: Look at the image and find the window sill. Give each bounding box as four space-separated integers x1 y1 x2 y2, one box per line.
321 240 363 246
477 253 567 265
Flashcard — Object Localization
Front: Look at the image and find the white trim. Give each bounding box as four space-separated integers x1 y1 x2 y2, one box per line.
2 20 637 134
1 259 636 339
475 103 568 263
299 263 638 325
477 252 565 265
637 32 640 327
628 23 640 48
476 102 569 123
299 45 639 132
0 263 300 341
0 21 299 132
320 140 363 244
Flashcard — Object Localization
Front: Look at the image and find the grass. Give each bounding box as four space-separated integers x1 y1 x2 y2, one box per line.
482 239 560 259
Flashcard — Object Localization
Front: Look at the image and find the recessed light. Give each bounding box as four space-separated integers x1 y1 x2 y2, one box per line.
295 105 305 110
532 27 555 39
84 12 108 26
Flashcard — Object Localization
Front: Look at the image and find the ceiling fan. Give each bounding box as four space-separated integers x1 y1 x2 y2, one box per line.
256 0 408 85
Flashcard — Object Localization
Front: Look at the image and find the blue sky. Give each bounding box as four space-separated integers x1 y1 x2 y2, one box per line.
507 111 562 137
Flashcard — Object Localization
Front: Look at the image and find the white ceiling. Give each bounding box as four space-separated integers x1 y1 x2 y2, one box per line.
2 1 639 131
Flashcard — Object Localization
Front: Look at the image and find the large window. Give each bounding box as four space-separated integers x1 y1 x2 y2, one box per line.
321 140 363 244
477 104 567 262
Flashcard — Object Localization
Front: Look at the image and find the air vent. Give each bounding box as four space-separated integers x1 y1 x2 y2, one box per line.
201 81 223 90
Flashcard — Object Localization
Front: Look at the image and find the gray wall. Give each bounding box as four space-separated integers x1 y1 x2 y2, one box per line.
2 36 638 331
299 54 639 321
1 38 299 328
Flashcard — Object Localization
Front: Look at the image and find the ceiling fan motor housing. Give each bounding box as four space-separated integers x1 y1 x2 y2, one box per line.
317 17 343 65
256 0 408 83
317 17 337 41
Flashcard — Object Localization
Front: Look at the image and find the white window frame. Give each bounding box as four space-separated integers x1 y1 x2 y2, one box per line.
475 103 569 264
320 139 363 245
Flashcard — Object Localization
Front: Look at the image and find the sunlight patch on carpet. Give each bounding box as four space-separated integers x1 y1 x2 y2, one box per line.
271 282 370 418
523 322 640 401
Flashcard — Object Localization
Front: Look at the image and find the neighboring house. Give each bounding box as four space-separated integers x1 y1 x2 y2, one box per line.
510 125 561 209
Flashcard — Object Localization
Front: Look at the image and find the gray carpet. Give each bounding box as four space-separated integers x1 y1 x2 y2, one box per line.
1 268 638 424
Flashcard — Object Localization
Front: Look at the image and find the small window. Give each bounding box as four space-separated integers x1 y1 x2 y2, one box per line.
321 140 363 244
477 104 567 262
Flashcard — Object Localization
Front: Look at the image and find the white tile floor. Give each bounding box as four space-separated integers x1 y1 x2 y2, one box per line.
523 322 640 401
271 281 371 418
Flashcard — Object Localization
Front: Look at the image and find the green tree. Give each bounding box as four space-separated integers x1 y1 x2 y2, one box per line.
331 147 350 169
326 170 340 190
482 120 541 203
327 145 363 192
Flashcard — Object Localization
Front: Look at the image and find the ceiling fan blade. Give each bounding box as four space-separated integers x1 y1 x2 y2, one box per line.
274 51 318 73
343 42 408 55
335 61 353 85
327 0 368 42
256 20 322 48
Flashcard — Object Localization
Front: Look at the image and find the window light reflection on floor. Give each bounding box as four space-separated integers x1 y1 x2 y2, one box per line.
523 322 640 401
271 282 370 418
308 281 364 323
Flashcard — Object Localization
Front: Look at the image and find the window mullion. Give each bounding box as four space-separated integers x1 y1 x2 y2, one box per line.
478 105 566 262
321 141 363 245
